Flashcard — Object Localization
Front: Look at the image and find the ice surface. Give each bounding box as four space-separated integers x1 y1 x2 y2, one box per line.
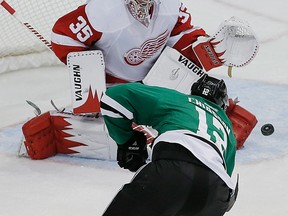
0 0 288 215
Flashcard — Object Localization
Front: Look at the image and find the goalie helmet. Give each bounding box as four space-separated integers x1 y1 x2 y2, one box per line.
191 74 228 110
125 0 155 27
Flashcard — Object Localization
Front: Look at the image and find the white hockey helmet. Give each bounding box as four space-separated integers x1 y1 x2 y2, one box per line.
125 0 155 27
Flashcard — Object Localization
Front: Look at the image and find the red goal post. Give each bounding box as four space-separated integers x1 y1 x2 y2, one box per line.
0 0 86 74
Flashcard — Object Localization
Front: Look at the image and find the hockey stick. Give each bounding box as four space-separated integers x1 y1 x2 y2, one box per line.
0 0 52 50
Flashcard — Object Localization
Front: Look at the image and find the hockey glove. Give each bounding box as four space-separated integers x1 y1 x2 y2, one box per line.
117 131 148 172
193 17 259 72
192 35 224 71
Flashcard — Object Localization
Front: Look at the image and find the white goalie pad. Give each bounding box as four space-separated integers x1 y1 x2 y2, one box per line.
50 111 117 160
19 108 117 160
143 46 205 94
67 50 106 114
211 16 259 68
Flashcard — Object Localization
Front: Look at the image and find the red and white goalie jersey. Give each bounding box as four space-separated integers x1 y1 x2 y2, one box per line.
51 0 206 83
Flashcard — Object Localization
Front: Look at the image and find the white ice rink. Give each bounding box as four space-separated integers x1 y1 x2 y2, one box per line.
1 0 288 215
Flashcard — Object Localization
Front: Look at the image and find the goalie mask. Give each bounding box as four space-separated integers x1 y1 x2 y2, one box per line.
125 0 155 27
191 74 228 110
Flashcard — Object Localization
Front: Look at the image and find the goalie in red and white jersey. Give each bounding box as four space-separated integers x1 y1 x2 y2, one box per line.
51 0 211 84
21 0 258 161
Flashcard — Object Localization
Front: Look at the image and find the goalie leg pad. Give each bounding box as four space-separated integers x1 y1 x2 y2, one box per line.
50 111 117 160
22 111 157 160
226 99 258 149
22 111 117 160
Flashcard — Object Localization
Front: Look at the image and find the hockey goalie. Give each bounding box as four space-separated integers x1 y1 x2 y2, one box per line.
21 0 258 160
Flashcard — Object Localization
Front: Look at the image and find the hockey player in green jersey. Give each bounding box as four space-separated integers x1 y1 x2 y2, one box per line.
100 74 238 216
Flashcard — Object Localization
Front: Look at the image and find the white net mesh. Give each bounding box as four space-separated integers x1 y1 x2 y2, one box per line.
0 0 86 73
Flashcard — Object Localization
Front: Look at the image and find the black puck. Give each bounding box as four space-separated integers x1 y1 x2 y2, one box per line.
261 124 274 136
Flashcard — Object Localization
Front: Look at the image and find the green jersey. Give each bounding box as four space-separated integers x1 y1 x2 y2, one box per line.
101 83 236 183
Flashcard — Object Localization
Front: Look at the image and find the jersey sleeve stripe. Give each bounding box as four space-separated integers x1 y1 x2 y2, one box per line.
100 93 133 120
168 27 204 47
100 107 123 118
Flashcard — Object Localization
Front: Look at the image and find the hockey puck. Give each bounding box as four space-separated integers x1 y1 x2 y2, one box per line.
261 124 274 136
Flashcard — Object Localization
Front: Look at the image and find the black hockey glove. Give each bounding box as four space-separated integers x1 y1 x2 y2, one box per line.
117 131 148 172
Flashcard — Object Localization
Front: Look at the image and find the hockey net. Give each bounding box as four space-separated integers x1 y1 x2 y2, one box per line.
0 0 86 74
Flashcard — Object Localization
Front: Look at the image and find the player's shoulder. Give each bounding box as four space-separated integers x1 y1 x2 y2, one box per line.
85 0 131 32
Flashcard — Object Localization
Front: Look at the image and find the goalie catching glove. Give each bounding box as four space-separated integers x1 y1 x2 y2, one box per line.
117 131 148 172
192 17 259 72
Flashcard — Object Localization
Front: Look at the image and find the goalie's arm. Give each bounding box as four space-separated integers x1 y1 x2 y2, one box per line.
167 2 207 69
169 17 259 72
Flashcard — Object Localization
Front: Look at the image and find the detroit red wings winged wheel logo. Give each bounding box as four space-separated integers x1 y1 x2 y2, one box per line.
124 30 169 65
